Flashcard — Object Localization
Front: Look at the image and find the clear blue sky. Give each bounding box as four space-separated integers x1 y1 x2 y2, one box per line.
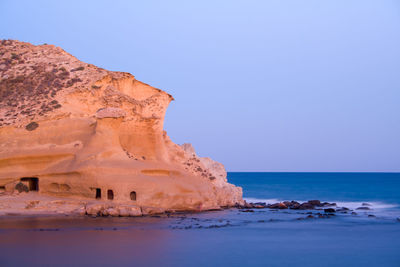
1 0 399 172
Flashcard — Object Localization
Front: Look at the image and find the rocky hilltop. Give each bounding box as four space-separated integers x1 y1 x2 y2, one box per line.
0 40 243 216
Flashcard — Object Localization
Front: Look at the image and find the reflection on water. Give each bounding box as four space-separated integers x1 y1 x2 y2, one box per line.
1 208 399 267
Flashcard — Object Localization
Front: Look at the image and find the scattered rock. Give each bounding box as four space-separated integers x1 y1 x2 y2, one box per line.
307 200 321 206
141 206 165 215
267 202 288 209
104 208 119 217
85 204 105 216
251 202 267 209
25 200 39 209
368 214 376 218
351 212 358 215
362 203 372 206
298 203 315 210
240 209 254 213
322 202 336 207
324 208 336 213
356 207 371 210
336 207 350 212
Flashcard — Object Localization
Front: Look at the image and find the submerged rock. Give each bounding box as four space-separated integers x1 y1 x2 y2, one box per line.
324 208 336 213
356 207 371 210
298 203 315 210
336 207 350 212
240 209 254 213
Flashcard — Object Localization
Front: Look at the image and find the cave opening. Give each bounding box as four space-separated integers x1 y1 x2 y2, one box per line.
107 190 114 200
95 188 101 199
20 177 39 191
130 191 136 201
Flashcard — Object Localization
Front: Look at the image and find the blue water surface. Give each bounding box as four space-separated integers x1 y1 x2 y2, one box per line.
228 172 400 204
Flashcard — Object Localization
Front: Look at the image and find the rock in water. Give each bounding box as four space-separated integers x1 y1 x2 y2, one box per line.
356 207 371 210
0 40 243 212
324 208 336 213
307 200 321 206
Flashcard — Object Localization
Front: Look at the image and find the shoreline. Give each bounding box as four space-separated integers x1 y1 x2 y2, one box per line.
0 192 233 218
2 191 392 220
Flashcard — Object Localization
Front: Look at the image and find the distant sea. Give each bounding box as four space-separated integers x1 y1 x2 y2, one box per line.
0 172 399 267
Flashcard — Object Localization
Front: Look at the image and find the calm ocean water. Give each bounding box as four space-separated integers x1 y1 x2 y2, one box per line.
0 172 399 267
230 172 400 218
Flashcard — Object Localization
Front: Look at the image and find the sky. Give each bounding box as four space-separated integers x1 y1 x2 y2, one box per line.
1 0 399 172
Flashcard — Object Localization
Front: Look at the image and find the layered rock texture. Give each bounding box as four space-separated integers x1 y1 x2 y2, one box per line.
0 40 243 215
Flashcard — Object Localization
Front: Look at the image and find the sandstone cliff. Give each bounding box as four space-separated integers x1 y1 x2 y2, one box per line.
0 40 243 214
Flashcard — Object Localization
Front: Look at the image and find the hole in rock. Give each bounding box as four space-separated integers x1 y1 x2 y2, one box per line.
95 188 101 199
20 177 39 191
107 190 114 200
130 191 136 201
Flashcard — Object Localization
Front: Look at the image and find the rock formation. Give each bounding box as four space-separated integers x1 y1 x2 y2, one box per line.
0 40 243 215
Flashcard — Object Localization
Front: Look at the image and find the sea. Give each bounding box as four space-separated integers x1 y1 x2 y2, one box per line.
0 172 399 267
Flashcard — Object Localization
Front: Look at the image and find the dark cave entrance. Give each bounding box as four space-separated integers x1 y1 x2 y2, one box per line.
95 188 101 199
107 190 114 200
20 177 39 191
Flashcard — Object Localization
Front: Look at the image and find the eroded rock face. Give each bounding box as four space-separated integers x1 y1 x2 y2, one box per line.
0 40 243 211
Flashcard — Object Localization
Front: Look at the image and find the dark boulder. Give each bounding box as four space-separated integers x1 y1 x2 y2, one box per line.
324 208 336 213
267 202 288 209
307 200 321 206
356 207 371 210
362 203 372 206
322 202 337 207
336 207 350 212
298 203 315 210
251 202 267 209
237 201 253 209
283 201 292 207
15 182 29 193
368 215 376 218
290 202 301 209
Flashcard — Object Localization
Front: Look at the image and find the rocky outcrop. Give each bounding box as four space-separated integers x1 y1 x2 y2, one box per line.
0 40 243 214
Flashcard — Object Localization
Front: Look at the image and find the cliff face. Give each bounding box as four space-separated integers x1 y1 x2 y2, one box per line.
0 40 243 212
